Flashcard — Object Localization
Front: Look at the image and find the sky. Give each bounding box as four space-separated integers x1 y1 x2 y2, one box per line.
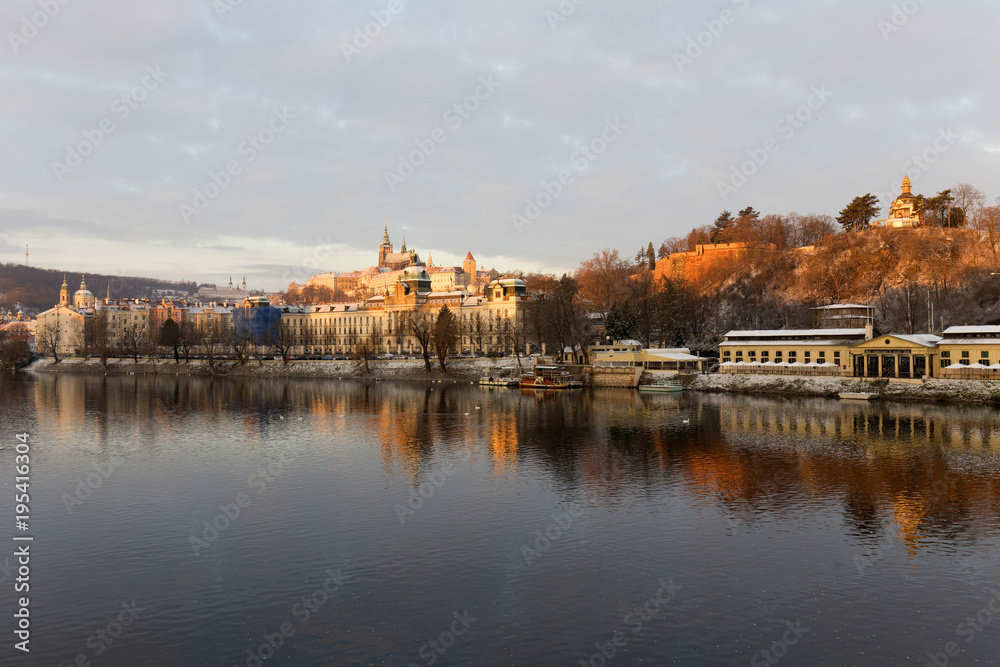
1 0 998 291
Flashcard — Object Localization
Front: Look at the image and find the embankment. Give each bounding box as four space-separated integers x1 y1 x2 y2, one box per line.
25 357 526 382
691 373 1000 405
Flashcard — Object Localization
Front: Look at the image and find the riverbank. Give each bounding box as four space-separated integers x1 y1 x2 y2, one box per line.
26 360 1000 405
24 357 526 382
690 373 1000 405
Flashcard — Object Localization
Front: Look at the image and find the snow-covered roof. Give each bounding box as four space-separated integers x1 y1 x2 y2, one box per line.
724 328 865 339
647 351 702 362
891 334 942 347
720 340 857 347
943 325 1000 336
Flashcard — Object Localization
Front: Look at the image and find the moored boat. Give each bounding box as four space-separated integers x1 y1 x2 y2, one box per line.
839 392 876 400
479 367 519 387
520 365 583 389
638 377 684 393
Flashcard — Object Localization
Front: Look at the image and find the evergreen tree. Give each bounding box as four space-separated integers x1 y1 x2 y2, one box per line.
837 194 881 231
604 303 637 343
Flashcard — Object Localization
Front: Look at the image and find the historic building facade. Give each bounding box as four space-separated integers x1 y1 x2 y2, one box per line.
876 175 923 228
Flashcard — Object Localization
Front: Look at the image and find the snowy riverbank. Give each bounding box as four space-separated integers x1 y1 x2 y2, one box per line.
691 373 1000 405
25 357 527 382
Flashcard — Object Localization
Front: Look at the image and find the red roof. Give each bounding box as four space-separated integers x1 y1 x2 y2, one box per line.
465 252 475 261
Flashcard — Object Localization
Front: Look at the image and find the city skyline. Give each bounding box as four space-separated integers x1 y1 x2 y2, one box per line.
2 1 999 290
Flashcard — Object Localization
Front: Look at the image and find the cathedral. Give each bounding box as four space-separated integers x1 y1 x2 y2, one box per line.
377 226 422 270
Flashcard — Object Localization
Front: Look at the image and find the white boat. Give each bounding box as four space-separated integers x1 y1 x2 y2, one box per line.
638 377 684 393
839 392 876 400
479 376 519 387
480 368 519 387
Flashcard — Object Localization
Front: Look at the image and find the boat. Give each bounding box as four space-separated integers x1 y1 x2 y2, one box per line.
638 377 684 393
479 367 520 387
839 392 876 400
520 365 584 389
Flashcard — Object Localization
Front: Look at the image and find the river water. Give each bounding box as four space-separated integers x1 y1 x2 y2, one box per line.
1 373 999 666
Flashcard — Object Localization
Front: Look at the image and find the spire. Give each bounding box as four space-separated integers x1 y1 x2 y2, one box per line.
80 275 87 290
383 225 390 245
61 274 68 288
902 174 912 195
401 234 407 252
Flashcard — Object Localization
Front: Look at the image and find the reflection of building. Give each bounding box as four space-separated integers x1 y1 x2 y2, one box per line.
876 175 922 228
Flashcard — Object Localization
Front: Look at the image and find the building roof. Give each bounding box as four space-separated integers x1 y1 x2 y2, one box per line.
943 325 1000 335
812 303 872 310
465 252 475 261
891 334 942 347
720 339 859 347
725 328 865 339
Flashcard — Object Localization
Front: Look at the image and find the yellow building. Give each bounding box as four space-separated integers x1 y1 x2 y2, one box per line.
281 272 528 357
720 328 865 376
847 333 940 378
876 175 923 228
592 341 706 372
938 326 1000 379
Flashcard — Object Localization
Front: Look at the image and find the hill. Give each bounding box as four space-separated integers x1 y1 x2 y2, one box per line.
0 263 197 314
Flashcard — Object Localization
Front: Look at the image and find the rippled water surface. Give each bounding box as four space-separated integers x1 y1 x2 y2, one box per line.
2 373 1000 666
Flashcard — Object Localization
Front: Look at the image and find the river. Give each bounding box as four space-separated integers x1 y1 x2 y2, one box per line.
1 373 999 666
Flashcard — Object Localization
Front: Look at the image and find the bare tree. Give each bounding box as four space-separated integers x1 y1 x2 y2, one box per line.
92 311 112 372
270 319 295 365
179 319 199 362
404 310 435 372
121 322 144 362
36 322 62 363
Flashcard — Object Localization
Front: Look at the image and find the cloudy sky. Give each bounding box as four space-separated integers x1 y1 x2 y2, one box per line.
1 0 998 291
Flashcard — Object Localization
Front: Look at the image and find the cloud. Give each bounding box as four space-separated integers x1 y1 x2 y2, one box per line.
3 0 998 290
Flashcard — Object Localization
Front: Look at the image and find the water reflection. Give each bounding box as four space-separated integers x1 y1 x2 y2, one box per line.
5 374 1000 666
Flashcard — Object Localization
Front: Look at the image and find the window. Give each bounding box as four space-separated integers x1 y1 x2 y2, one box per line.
761 351 769 360
736 351 743 358
982 351 989 359
961 351 969 358
941 351 951 358
804 351 811 361
723 351 731 359
818 351 826 359
775 351 783 360
788 351 797 361
834 351 840 360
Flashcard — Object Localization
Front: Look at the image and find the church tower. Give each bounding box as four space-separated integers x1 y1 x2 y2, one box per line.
378 225 394 268
59 275 69 307
463 252 477 276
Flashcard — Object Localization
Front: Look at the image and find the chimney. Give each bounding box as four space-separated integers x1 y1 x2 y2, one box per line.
865 322 874 340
